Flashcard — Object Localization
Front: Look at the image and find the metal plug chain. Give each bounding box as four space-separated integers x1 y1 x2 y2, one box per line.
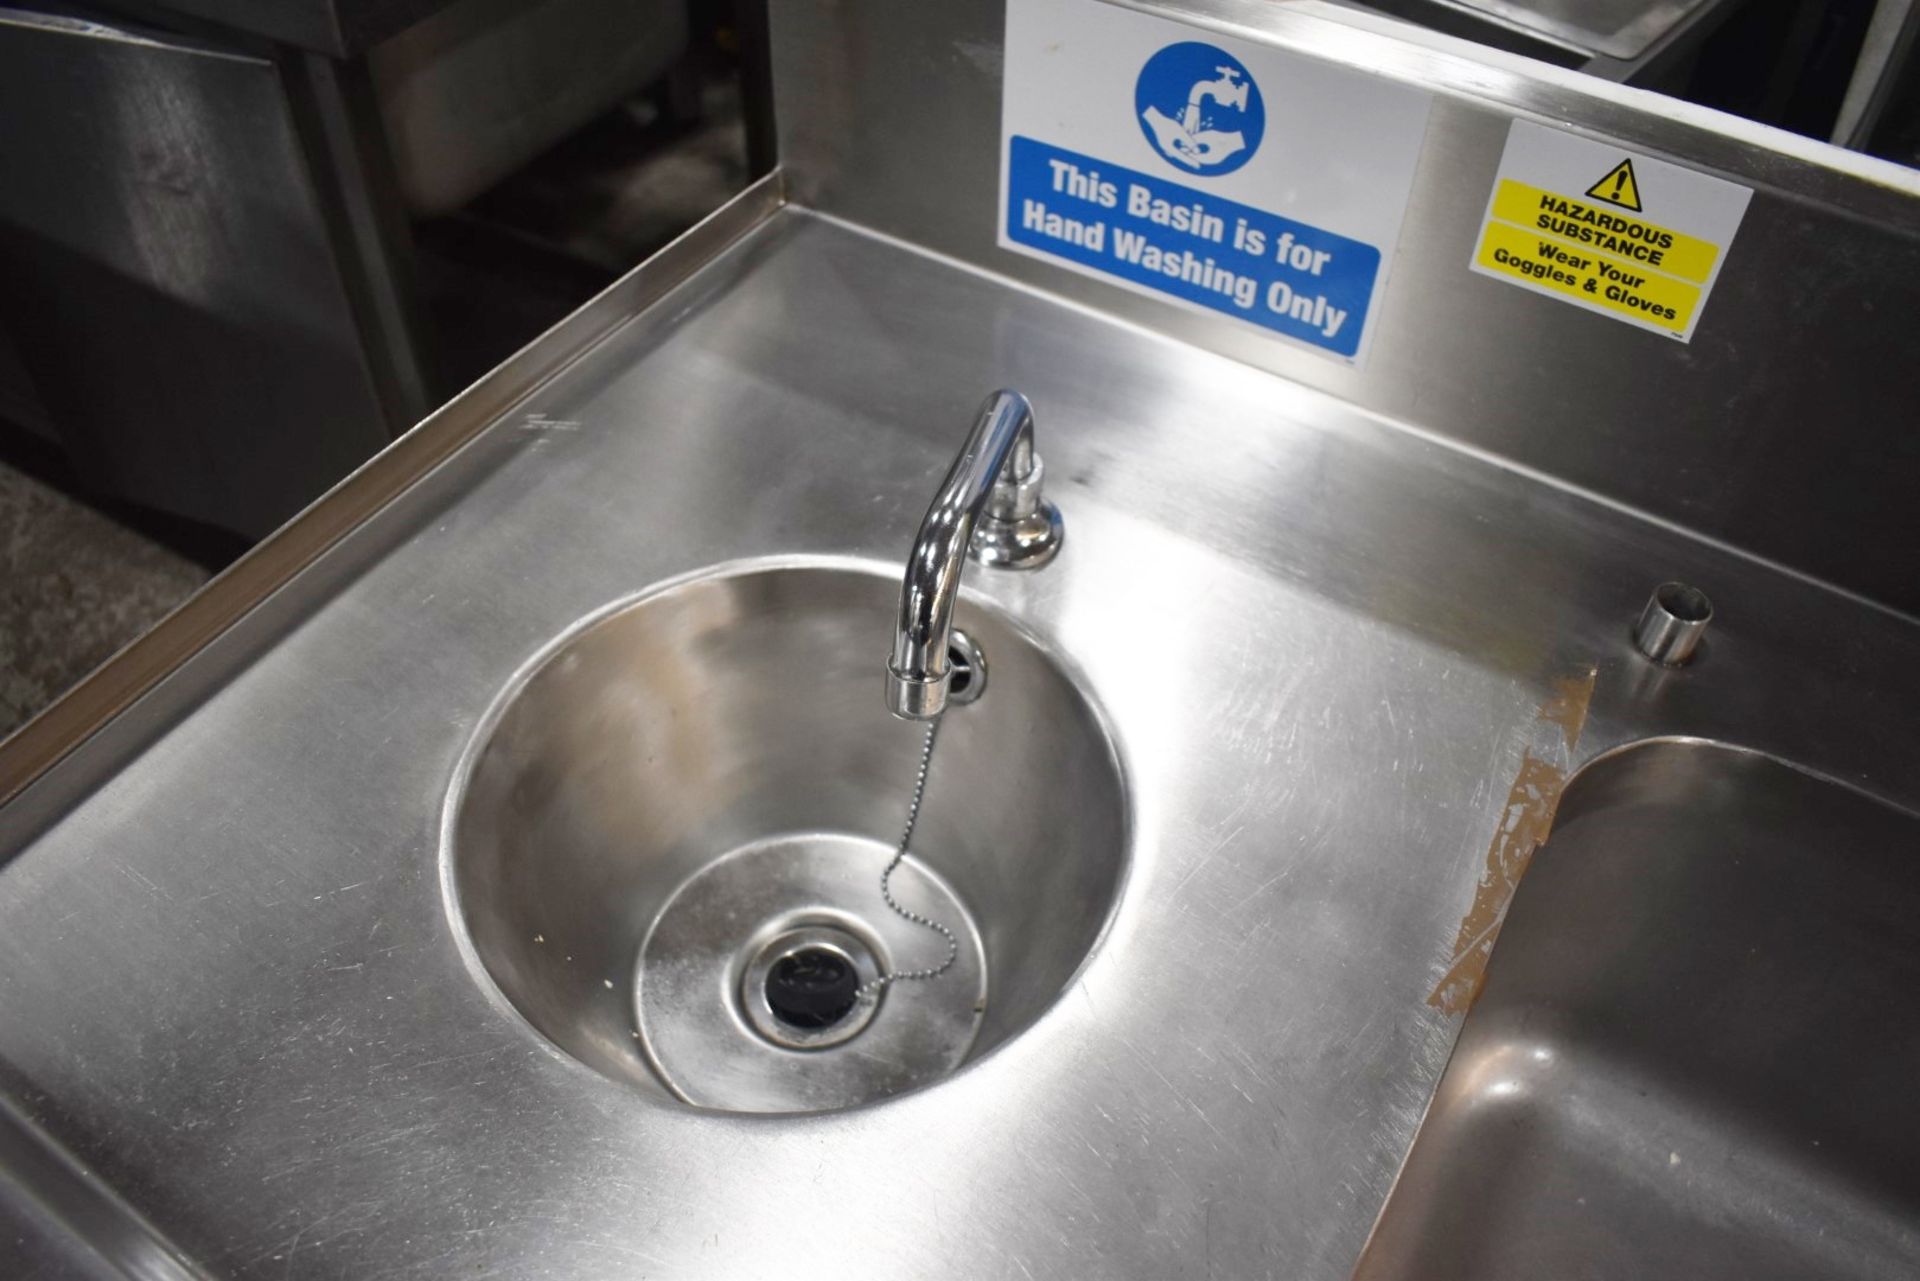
857 716 958 998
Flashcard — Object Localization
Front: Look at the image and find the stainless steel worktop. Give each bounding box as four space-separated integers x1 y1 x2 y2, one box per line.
1449 0 1715 59
2 200 1916 1277
99 0 450 57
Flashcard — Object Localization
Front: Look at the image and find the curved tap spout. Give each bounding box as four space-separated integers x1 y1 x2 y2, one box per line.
885 390 1063 720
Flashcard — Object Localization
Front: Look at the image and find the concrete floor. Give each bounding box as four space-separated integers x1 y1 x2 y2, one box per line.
0 464 208 738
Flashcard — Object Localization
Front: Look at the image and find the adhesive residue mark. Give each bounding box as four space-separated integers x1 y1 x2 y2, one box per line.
1538 667 1597 752
1427 750 1566 1016
1429 665 1597 1015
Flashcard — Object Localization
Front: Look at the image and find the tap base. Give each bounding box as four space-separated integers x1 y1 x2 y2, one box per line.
971 499 1063 570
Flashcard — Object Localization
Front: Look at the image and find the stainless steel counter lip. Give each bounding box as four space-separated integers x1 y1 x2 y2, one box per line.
0 7 253 60
0 1091 211 1281
433 551 1141 1114
0 170 787 815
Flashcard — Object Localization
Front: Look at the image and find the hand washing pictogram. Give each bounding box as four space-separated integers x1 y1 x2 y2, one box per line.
1135 41 1265 176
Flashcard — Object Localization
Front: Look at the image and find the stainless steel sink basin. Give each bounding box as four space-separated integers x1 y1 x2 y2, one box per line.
1357 739 1920 1279
443 560 1128 1113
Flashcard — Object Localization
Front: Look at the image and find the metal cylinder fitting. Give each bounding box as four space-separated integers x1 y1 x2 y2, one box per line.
1633 582 1713 665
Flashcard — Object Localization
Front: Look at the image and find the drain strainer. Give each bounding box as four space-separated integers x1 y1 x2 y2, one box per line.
632 831 988 1112
740 925 882 1049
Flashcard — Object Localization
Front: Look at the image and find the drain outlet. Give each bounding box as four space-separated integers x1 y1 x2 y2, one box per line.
767 949 858 1029
739 924 884 1050
945 629 987 705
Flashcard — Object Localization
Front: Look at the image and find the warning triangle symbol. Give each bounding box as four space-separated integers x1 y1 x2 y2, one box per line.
1585 158 1643 211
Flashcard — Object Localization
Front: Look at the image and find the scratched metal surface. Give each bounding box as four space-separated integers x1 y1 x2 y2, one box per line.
0 210 1916 1279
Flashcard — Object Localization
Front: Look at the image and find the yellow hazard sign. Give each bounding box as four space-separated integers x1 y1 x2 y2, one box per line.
1584 158 1642 211
1469 122 1752 342
1489 180 1718 281
1476 219 1701 329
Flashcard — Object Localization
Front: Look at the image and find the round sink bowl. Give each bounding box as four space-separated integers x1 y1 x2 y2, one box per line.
443 561 1128 1113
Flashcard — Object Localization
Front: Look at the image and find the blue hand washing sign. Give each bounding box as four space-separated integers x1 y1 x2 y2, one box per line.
1134 42 1265 177
999 0 1433 365
1004 137 1377 357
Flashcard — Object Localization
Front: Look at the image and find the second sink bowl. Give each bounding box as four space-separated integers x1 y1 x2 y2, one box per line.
1357 740 1920 1279
442 560 1128 1113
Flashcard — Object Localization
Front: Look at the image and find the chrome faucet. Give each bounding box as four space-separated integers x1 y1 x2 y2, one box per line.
884 390 1062 720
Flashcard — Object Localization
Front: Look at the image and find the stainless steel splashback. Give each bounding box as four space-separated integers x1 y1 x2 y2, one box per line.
771 0 1920 614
